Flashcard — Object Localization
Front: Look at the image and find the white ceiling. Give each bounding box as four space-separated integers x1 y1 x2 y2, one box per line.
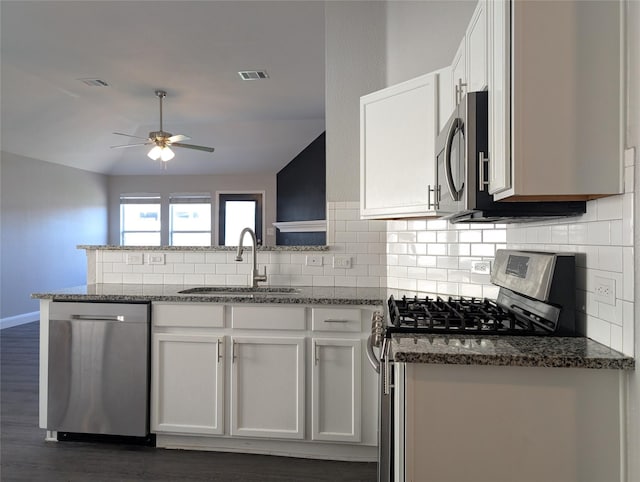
0 1 326 176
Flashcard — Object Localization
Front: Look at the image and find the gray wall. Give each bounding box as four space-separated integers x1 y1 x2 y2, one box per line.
386 1 476 85
324 0 476 203
627 0 640 478
0 152 108 318
107 173 277 246
325 1 386 202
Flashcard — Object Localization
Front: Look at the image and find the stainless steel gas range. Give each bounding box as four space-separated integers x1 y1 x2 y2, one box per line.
366 249 582 482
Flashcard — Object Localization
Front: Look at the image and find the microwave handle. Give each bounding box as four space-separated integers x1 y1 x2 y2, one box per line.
478 152 490 191
444 117 463 201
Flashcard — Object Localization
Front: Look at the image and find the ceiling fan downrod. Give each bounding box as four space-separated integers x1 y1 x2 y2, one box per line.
155 89 167 136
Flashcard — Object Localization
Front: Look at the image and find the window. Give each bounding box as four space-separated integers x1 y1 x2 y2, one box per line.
218 193 263 246
169 193 212 246
120 194 161 246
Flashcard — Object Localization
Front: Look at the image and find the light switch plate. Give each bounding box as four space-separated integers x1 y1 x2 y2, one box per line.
126 253 143 265
471 260 491 274
594 276 615 305
306 255 323 266
147 253 165 265
333 255 352 269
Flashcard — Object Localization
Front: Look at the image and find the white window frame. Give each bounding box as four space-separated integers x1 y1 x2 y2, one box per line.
119 193 162 246
169 193 213 246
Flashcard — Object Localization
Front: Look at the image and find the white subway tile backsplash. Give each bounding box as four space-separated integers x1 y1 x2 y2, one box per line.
427 244 446 256
417 255 437 268
417 231 437 243
471 244 496 257
183 274 206 285
587 221 611 245
482 229 506 243
90 196 631 356
459 230 482 243
596 196 623 221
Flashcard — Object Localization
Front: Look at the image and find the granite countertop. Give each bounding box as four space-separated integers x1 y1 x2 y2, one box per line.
78 245 330 251
392 334 635 370
31 284 386 306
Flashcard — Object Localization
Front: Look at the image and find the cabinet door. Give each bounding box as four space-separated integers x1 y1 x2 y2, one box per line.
231 336 305 439
436 66 454 134
466 0 487 92
152 333 224 435
451 38 466 105
360 73 438 219
311 338 362 442
487 0 511 196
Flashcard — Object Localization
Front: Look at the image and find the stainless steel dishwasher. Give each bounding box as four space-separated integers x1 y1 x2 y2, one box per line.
47 301 150 437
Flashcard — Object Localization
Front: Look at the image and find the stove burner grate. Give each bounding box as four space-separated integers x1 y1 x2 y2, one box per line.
388 295 541 335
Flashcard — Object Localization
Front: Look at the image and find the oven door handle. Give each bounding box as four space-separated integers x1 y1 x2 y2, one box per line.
366 335 381 374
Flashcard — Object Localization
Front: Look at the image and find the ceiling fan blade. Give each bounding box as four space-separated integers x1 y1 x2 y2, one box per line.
110 142 151 149
171 142 215 153
168 134 191 143
113 132 149 140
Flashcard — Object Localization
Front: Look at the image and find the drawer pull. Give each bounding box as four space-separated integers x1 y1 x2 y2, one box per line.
323 319 350 323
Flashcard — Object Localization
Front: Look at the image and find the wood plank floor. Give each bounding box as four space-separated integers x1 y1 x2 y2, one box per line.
1 322 377 481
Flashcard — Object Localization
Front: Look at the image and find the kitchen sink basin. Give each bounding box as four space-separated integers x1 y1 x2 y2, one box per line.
178 286 300 295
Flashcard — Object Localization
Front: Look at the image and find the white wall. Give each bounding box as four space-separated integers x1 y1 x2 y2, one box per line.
107 173 277 246
0 152 108 319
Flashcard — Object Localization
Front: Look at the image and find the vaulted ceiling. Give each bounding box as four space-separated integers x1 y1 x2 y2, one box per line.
0 1 326 175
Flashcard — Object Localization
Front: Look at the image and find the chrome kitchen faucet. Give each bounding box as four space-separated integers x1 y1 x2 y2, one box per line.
235 227 267 288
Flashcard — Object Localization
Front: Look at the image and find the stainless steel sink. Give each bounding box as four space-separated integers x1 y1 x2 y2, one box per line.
178 286 300 295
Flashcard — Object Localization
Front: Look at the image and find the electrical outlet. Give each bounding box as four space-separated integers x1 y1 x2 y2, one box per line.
470 260 491 274
126 253 143 265
147 253 165 265
333 255 352 269
306 255 323 267
594 276 615 305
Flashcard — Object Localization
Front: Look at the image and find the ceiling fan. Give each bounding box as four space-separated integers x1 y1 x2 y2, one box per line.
111 90 215 162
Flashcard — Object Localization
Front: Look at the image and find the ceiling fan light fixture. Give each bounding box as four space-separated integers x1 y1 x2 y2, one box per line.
148 145 163 160
160 146 175 162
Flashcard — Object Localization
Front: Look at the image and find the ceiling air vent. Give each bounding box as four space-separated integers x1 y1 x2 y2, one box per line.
77 78 109 87
238 70 269 81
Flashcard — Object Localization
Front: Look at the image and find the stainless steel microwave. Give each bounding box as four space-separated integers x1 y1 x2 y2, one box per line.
433 91 586 223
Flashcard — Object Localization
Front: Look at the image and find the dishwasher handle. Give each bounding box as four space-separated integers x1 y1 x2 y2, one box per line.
70 314 126 322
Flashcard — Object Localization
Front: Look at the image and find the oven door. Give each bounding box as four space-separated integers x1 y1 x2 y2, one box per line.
435 101 467 217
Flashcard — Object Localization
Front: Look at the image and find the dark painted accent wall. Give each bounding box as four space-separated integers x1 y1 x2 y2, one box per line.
276 132 326 246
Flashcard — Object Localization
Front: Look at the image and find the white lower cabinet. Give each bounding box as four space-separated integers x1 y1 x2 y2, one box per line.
230 336 305 440
151 302 380 461
152 333 224 435
311 338 361 442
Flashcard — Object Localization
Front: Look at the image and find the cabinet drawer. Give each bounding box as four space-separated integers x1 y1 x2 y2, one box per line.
231 306 306 330
153 303 224 328
311 308 361 332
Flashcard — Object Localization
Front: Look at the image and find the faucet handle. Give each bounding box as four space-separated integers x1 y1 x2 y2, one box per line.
255 265 268 283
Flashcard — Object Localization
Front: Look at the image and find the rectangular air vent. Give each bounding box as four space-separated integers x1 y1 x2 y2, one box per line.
238 70 269 80
78 78 109 87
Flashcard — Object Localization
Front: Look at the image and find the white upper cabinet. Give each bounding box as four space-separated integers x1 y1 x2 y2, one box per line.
360 72 439 219
436 65 454 134
451 38 466 106
451 0 487 107
465 0 487 93
488 0 624 200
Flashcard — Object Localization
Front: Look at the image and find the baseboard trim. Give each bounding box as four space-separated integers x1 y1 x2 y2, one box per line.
1 311 39 330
